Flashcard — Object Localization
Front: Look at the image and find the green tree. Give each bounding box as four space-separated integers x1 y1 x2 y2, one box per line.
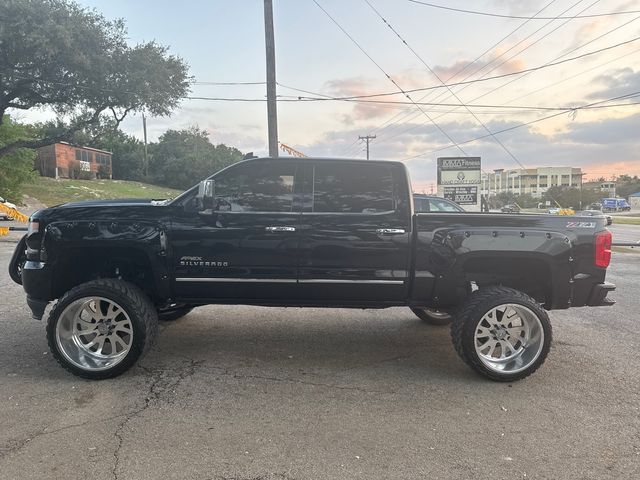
0 0 191 157
149 128 244 189
543 186 601 210
0 116 36 202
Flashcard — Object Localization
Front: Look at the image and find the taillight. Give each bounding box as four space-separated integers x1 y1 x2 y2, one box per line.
594 230 612 268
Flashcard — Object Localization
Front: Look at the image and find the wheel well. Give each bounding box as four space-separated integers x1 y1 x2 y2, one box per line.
461 257 552 306
52 247 158 302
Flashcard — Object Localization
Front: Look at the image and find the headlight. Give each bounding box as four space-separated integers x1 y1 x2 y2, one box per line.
28 219 39 235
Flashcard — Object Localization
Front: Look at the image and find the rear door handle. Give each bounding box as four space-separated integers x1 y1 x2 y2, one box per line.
265 226 296 232
376 228 406 235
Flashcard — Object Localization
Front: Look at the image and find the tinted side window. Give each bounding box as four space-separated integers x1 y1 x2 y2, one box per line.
313 163 394 213
214 162 296 212
413 197 429 213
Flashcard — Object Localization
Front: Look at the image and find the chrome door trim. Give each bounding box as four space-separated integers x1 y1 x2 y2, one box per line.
175 278 297 283
175 278 404 284
298 279 404 284
376 228 406 235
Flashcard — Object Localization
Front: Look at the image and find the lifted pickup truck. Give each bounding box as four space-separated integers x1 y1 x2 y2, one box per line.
10 157 615 381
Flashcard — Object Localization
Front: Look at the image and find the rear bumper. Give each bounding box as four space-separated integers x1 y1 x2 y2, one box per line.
587 282 616 307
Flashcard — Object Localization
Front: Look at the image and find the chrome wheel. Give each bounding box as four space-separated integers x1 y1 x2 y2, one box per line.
55 297 133 371
474 303 544 374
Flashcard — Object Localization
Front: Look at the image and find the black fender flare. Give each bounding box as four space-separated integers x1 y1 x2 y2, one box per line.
9 234 27 285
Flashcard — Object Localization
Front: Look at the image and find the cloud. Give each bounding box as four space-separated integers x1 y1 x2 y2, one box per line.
298 111 640 185
432 49 525 81
587 68 640 100
324 77 372 97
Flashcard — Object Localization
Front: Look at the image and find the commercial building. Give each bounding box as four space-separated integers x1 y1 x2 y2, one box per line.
36 142 112 179
481 167 582 198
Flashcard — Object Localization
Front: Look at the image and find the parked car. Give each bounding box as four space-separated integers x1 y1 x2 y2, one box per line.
0 196 16 221
11 157 615 382
501 204 520 213
578 210 613 226
413 194 465 213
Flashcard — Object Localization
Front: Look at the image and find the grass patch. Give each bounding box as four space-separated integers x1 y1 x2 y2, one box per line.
612 217 640 225
23 177 182 207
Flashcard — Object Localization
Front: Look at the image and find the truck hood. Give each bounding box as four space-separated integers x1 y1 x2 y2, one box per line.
31 198 172 224
56 198 169 208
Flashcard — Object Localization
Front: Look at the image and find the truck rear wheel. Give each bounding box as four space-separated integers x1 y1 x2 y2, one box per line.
46 279 158 380
410 307 451 325
450 286 552 382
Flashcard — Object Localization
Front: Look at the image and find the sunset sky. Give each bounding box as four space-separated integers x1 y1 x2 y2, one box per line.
38 0 640 188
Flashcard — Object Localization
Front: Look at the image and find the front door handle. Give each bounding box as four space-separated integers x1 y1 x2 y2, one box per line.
376 228 406 235
265 226 296 232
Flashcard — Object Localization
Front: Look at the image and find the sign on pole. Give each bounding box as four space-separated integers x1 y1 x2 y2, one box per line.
437 157 481 211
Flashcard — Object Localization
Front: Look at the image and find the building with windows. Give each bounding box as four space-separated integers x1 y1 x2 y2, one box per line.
36 142 112 179
582 180 616 197
481 166 582 198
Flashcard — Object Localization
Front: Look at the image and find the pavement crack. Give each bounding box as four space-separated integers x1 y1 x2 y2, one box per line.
111 359 205 479
231 372 389 394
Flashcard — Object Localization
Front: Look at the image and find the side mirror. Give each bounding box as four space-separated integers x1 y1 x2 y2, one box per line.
196 179 215 212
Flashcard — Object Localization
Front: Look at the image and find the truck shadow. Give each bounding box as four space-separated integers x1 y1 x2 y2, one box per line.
146 306 478 385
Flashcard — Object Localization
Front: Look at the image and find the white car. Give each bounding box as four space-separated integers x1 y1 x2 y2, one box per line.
0 196 16 221
547 208 561 215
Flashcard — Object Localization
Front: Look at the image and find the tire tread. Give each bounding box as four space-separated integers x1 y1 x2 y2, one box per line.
46 278 158 379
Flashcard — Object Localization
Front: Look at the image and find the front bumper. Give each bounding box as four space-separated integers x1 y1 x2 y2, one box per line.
22 260 54 319
587 282 616 307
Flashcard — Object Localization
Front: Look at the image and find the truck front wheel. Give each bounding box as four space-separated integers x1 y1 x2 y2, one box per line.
450 286 552 382
46 279 158 380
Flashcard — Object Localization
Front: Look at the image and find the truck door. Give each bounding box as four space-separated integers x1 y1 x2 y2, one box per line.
170 159 301 301
297 161 412 303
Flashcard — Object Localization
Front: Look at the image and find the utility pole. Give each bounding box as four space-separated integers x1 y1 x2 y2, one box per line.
264 0 279 158
358 134 376 160
142 113 148 177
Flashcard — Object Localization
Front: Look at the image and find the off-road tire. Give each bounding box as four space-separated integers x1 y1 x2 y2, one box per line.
450 286 552 382
46 279 158 380
410 307 452 325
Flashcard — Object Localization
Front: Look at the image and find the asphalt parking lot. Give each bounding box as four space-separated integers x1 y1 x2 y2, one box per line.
1 231 639 480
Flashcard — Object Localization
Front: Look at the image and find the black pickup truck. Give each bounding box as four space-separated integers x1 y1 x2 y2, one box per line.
10 157 615 381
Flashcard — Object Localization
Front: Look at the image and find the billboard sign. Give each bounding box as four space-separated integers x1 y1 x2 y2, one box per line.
443 186 478 205
437 157 482 211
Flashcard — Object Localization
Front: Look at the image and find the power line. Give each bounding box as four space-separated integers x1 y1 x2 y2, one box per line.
364 0 590 149
339 0 561 156
407 0 640 20
274 35 640 102
6 24 637 107
311 0 469 156
6 67 640 114
385 4 639 149
402 90 640 161
431 11 640 120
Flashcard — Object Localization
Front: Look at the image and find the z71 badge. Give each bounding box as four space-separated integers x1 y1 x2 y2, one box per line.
566 222 596 228
179 256 229 267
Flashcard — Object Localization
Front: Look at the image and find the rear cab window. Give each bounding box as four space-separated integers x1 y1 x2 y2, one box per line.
312 163 395 214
